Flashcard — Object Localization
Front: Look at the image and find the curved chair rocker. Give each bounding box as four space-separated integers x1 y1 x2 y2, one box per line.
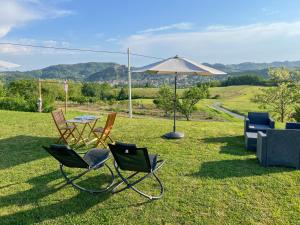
108 142 165 200
43 144 115 193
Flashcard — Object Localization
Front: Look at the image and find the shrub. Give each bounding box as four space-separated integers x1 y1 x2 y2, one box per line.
0 97 29 111
211 94 221 99
117 87 128 100
153 84 174 117
69 96 88 104
178 85 209 121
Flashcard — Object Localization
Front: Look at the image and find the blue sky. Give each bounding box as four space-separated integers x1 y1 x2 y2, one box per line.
1 0 300 70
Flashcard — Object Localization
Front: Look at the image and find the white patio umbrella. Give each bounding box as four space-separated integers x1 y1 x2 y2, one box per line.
133 55 226 139
0 60 20 70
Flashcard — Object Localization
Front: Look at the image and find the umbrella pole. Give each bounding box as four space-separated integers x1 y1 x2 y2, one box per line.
164 73 183 139
173 74 177 132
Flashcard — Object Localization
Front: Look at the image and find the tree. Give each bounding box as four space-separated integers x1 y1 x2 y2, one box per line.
252 68 300 122
99 82 114 100
0 81 6 97
178 85 209 121
81 82 101 97
153 84 174 117
7 79 38 100
117 87 128 100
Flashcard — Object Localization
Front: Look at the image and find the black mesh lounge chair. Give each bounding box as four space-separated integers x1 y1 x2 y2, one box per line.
43 144 115 193
108 142 165 200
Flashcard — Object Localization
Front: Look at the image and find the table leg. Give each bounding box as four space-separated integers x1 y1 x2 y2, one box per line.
75 123 88 146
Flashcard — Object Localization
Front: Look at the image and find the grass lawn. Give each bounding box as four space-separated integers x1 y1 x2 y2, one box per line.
209 86 267 115
0 110 299 225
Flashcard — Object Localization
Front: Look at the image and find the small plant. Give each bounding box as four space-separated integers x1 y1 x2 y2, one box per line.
153 84 174 117
178 85 209 121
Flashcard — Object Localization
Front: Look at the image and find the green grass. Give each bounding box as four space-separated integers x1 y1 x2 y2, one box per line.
209 85 267 115
0 110 299 225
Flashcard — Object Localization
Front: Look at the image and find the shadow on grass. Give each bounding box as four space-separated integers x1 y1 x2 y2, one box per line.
202 135 253 156
190 158 293 179
0 170 111 225
0 135 56 169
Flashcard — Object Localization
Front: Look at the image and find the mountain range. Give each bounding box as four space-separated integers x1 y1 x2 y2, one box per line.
1 60 300 86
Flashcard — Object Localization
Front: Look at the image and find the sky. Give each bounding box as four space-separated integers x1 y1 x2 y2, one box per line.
1 0 300 70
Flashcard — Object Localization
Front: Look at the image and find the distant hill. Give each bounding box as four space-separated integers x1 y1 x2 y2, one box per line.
0 60 299 86
204 61 300 73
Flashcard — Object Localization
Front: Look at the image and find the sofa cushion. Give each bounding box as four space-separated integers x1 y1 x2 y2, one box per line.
248 124 271 132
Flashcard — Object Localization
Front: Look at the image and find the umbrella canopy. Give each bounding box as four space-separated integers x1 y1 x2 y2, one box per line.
133 55 226 139
0 60 20 70
133 55 226 75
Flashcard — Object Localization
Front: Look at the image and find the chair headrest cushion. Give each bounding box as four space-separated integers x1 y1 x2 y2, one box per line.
114 142 137 155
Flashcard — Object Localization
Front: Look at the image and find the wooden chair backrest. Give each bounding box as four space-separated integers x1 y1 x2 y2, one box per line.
51 109 66 129
100 112 117 140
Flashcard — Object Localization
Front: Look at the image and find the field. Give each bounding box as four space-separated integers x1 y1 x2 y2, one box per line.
209 86 267 115
0 110 299 225
131 85 265 119
66 85 265 122
131 85 266 117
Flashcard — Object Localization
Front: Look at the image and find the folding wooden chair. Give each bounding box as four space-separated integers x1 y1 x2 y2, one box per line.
108 142 165 200
51 109 78 145
92 112 117 148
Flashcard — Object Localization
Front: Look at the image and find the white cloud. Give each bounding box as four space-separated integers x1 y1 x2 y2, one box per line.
0 0 73 39
138 22 194 34
122 21 300 64
106 38 118 42
0 0 39 38
261 8 279 16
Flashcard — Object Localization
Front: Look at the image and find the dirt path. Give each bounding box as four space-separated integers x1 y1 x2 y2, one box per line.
212 102 245 120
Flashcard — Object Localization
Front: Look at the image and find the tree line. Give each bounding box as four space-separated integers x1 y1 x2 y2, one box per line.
0 80 129 112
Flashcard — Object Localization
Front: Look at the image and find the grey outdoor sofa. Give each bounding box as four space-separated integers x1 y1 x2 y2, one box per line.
244 112 275 134
256 122 300 169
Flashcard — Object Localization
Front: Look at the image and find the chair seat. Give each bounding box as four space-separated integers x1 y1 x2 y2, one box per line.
83 148 110 168
249 124 270 131
93 127 104 132
60 125 76 130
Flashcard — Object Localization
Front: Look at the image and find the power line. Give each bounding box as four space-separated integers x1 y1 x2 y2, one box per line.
0 42 164 60
130 52 164 60
0 42 127 55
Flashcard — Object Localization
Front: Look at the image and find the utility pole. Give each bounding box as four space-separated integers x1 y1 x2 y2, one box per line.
64 80 68 114
128 48 132 118
38 78 42 113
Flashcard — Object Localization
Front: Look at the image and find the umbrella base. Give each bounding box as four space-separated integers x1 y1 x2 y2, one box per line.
164 132 184 139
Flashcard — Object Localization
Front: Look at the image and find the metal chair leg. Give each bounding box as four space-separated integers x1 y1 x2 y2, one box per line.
111 161 164 200
60 163 115 194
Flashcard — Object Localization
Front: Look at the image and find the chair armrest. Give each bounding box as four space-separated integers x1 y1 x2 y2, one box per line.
244 118 250 133
268 117 275 128
262 129 300 168
257 131 267 166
